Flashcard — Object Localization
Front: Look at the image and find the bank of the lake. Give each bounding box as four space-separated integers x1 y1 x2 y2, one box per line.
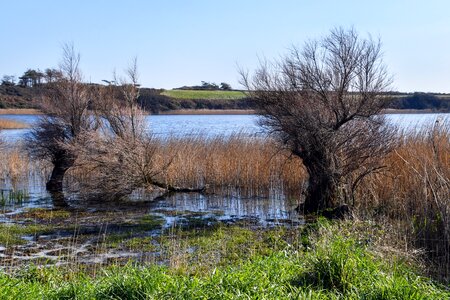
0 220 448 299
2 107 450 116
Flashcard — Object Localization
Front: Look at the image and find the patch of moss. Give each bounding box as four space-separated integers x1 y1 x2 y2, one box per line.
19 208 71 220
0 223 52 245
136 215 165 230
124 237 157 251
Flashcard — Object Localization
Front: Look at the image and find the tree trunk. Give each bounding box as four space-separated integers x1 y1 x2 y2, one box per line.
302 170 338 213
46 163 70 193
299 150 340 214
46 157 74 207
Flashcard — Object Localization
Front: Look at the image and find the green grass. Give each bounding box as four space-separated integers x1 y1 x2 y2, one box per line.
0 221 448 299
19 208 71 220
0 223 51 245
162 89 247 100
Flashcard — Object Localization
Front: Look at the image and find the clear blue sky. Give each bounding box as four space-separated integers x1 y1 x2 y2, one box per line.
1 0 449 92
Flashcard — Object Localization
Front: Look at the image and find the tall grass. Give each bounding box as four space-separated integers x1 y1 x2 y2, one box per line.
0 143 49 205
0 108 41 115
357 121 450 281
159 134 305 196
66 133 306 198
0 144 32 185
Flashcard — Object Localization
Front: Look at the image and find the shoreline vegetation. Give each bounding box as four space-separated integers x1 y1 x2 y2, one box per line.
0 108 42 115
0 221 448 299
1 84 450 114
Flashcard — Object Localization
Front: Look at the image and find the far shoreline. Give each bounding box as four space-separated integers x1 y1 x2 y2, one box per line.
1 108 449 116
0 108 43 115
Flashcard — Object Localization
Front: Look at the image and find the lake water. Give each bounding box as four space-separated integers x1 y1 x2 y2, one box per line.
1 113 449 142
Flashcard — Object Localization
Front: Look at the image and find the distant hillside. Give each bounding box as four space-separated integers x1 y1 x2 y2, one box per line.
139 89 252 113
389 92 450 111
1 85 450 113
0 85 42 109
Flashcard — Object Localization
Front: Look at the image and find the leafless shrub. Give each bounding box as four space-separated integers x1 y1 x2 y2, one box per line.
241 27 394 213
26 43 96 196
72 131 169 200
69 60 204 201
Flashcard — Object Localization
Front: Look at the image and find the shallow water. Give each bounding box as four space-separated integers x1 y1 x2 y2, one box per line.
0 186 301 268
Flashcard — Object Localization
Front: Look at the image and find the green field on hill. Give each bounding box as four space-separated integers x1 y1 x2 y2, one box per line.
162 89 247 100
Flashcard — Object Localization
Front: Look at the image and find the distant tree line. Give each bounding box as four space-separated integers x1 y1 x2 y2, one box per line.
1 68 63 87
389 92 450 111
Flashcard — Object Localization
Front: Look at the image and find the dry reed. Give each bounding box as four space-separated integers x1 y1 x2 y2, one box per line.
0 119 29 129
356 121 450 281
156 134 306 196
0 145 30 184
0 108 42 115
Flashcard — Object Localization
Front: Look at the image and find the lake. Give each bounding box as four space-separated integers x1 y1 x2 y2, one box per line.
1 113 449 141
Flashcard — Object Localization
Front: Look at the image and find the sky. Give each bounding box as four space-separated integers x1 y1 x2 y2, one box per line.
1 0 449 92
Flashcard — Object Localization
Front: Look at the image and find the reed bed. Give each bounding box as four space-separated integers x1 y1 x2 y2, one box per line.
357 121 450 281
0 108 41 115
66 133 307 199
0 144 32 184
160 134 306 196
0 119 29 129
0 141 50 198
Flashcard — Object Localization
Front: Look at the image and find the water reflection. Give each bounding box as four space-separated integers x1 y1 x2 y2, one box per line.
149 192 301 227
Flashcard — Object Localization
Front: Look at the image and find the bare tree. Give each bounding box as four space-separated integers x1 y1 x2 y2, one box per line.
27 43 96 200
241 27 394 214
73 59 203 201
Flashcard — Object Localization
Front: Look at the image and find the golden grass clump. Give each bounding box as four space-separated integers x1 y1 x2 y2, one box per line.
0 119 29 129
0 145 33 184
0 108 41 115
159 134 306 196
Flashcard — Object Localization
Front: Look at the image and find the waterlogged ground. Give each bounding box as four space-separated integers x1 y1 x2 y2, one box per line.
0 182 302 270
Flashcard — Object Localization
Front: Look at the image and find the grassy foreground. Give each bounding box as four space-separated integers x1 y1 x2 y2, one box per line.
162 90 247 100
0 221 448 299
